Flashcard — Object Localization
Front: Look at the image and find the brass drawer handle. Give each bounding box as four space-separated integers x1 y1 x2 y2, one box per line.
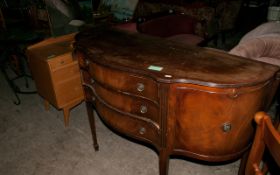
92 96 96 101
60 60 65 64
140 105 147 114
137 83 145 92
85 59 90 66
139 127 146 135
222 122 232 133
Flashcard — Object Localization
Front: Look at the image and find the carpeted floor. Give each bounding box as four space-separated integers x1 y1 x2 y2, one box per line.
0 59 241 175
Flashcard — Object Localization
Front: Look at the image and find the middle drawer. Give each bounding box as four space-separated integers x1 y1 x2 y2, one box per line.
95 82 160 125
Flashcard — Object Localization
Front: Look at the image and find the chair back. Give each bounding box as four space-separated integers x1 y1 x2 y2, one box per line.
245 112 280 175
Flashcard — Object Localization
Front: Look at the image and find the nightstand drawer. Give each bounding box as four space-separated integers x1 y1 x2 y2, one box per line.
55 76 84 107
48 53 73 70
52 61 80 83
88 62 158 102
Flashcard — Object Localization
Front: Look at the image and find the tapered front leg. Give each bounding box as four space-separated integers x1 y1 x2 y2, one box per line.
63 107 70 127
238 150 249 175
159 149 169 175
86 101 99 151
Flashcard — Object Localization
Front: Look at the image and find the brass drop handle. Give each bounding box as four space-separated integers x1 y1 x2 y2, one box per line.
139 127 146 135
222 122 232 133
140 105 147 114
92 96 96 101
85 59 90 66
137 83 145 92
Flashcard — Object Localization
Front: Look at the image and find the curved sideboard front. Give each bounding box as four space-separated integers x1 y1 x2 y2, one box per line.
74 26 280 175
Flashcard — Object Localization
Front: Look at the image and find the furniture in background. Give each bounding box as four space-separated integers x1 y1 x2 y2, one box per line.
136 12 206 46
27 33 84 127
245 112 280 175
43 0 85 37
237 0 269 33
0 4 43 105
112 0 243 47
0 37 38 105
74 27 280 175
94 0 217 46
229 22 280 66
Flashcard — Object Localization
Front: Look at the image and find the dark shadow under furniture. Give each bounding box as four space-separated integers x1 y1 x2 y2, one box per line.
0 30 42 105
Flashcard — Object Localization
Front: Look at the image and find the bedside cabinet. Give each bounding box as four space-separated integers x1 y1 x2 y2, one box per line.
27 33 84 126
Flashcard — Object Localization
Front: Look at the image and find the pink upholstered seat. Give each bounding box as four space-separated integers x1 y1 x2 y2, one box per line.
230 22 280 66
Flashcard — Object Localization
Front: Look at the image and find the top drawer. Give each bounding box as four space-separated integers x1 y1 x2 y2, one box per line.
88 62 158 102
48 53 73 70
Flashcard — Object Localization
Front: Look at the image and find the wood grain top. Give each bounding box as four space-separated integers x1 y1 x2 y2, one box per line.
74 27 280 88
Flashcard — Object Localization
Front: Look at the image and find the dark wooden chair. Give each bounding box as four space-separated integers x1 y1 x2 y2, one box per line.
245 111 280 175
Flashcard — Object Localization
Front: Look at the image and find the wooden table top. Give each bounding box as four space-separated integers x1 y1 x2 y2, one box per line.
75 26 279 88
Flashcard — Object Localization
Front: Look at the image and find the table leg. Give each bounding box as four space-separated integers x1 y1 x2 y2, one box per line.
44 99 50 111
159 149 169 175
86 101 99 151
63 107 70 127
238 150 249 175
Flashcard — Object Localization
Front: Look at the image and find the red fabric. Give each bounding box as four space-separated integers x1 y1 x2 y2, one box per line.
137 14 197 37
167 34 204 45
113 22 138 33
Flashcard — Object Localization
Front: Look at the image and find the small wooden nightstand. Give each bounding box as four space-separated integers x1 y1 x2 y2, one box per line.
27 33 84 126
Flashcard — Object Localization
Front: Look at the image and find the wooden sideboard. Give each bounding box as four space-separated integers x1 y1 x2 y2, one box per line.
27 33 84 126
74 27 280 175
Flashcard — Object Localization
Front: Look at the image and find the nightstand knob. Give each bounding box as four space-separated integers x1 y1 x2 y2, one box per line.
140 105 147 114
90 78 95 84
137 83 145 92
139 127 146 135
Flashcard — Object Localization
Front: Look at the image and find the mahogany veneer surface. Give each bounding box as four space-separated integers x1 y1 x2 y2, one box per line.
74 27 280 175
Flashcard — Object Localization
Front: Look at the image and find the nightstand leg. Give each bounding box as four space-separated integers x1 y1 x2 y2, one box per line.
63 108 70 127
44 100 50 111
86 101 99 151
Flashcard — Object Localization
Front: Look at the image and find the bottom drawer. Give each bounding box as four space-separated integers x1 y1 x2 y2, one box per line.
95 98 160 147
54 76 84 107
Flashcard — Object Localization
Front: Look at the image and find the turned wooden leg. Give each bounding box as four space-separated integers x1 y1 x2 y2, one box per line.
44 99 50 111
159 149 169 175
238 150 249 175
63 107 70 127
86 101 99 151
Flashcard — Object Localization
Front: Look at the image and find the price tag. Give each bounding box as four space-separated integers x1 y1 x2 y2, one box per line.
147 65 163 71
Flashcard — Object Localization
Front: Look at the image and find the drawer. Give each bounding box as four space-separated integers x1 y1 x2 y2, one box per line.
54 76 84 107
48 53 73 70
52 62 80 83
95 98 160 146
88 62 158 101
96 82 159 124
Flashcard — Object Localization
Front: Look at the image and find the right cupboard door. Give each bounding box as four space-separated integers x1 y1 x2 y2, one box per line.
168 81 276 162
